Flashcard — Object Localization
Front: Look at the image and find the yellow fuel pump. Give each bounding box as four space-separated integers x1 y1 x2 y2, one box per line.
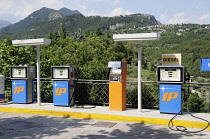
108 61 127 111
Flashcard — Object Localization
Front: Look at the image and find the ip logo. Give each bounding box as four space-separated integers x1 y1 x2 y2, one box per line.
55 88 66 96
162 92 178 101
14 87 24 94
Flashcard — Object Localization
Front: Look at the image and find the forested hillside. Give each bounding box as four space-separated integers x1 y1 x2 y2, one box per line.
0 7 159 40
142 24 210 78
1 23 210 82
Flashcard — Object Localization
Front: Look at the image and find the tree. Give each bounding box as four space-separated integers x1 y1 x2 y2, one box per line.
74 28 86 42
185 93 206 112
95 28 103 36
59 23 67 39
0 38 36 77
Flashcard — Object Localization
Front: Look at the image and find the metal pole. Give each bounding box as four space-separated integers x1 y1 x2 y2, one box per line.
37 45 41 105
138 41 142 112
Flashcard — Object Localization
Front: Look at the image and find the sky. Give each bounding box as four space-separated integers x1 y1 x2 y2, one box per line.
1 0 210 24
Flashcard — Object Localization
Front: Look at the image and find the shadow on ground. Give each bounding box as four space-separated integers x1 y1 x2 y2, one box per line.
0 112 207 139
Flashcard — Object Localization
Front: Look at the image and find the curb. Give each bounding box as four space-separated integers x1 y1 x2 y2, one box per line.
0 107 209 130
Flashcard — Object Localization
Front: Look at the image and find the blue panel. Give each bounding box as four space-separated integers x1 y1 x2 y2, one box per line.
200 59 210 71
159 84 182 114
0 94 4 100
53 81 70 106
12 80 27 103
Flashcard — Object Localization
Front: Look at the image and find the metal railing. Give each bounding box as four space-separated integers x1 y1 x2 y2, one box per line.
4 78 210 112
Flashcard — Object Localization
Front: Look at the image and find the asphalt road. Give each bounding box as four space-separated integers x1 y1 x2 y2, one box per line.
0 112 209 139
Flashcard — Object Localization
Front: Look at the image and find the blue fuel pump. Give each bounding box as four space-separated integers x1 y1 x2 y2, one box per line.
10 66 35 103
51 66 77 106
157 61 210 133
157 66 185 114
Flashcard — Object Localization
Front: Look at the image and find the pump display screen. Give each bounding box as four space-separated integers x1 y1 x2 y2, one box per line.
160 68 181 81
108 61 121 68
11 67 26 78
52 67 69 79
110 69 122 75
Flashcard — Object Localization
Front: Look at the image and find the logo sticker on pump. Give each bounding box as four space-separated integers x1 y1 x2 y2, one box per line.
160 85 180 101
14 86 24 94
162 92 178 101
12 81 25 94
55 88 67 96
53 82 68 96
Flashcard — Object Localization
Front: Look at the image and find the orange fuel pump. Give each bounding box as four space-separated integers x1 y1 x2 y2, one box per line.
108 61 127 111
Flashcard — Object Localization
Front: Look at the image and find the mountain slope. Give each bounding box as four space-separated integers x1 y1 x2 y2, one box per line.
1 15 159 40
59 7 81 16
0 8 159 40
0 20 11 29
0 7 82 35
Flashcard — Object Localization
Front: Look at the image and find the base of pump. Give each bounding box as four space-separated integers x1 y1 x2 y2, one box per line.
12 101 34 104
54 105 68 107
160 112 182 115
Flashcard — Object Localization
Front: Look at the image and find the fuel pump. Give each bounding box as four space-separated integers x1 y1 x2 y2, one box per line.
157 66 185 114
51 66 77 106
10 66 35 103
108 61 127 111
165 60 210 132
